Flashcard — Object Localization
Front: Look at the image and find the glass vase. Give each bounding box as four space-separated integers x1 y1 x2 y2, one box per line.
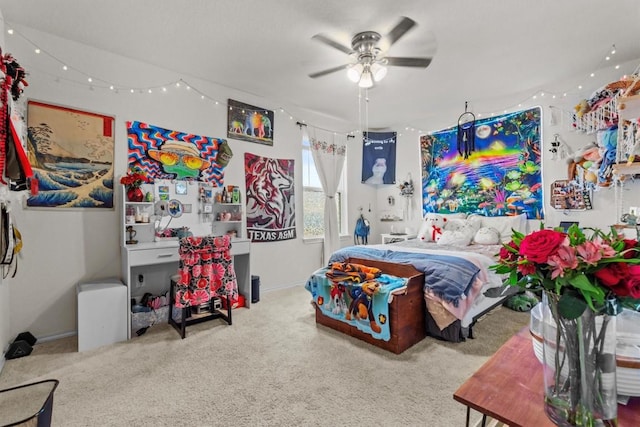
541 291 617 426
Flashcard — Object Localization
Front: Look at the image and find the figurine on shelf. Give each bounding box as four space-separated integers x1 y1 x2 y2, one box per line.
126 226 138 245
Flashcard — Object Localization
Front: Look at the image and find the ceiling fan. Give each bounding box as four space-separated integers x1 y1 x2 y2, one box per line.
308 16 433 88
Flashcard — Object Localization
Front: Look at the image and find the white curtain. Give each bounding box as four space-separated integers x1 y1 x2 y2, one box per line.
304 128 346 264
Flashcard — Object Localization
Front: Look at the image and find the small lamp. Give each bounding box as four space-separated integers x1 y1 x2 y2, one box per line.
347 63 364 83
370 62 387 82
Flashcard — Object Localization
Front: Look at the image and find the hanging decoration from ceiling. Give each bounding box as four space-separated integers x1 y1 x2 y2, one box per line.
244 152 296 242
421 107 543 219
126 121 226 185
362 131 396 185
457 102 476 159
26 100 113 208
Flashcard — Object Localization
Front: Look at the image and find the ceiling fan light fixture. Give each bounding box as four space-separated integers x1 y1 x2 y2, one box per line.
347 63 364 82
370 62 387 82
358 70 374 88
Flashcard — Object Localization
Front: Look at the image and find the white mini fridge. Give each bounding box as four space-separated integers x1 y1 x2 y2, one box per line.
76 278 127 352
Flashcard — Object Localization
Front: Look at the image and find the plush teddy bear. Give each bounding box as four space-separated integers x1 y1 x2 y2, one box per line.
574 99 590 118
418 213 447 242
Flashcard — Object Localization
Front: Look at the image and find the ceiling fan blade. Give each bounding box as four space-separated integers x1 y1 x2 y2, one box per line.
308 64 350 79
311 34 353 55
385 16 417 46
384 57 432 68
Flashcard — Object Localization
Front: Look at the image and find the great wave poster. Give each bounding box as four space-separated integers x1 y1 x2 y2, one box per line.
26 101 115 208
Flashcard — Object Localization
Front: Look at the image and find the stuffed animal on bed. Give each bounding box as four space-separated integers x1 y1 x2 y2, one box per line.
418 213 447 242
345 281 381 333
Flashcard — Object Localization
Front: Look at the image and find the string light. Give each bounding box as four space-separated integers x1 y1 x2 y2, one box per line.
5 24 631 139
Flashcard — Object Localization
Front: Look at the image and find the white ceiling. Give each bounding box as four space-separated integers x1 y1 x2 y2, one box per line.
2 0 640 131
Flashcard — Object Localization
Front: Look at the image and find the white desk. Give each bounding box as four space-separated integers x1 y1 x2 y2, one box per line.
121 238 251 339
381 233 416 244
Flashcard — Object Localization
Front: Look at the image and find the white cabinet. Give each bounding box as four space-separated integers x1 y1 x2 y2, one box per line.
77 279 128 351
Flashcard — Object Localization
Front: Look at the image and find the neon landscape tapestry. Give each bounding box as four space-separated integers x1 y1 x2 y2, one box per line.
421 107 543 219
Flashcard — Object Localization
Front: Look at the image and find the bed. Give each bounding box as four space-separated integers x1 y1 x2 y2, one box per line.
305 213 527 351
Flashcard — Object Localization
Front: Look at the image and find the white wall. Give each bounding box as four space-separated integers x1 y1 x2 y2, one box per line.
3 21 639 342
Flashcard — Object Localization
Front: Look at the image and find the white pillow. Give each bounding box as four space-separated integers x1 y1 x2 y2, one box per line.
426 212 467 220
473 227 501 245
438 219 478 246
437 229 474 246
444 218 467 231
467 213 527 242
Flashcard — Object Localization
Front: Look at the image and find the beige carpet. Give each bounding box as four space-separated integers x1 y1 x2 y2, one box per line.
0 285 529 426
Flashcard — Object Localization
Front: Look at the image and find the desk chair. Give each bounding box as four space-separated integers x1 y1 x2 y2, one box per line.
0 379 59 427
169 235 238 338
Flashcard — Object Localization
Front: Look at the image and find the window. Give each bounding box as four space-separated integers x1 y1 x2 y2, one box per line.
302 138 347 239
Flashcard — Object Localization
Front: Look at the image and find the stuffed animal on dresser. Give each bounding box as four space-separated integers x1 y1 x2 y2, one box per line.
418 213 447 242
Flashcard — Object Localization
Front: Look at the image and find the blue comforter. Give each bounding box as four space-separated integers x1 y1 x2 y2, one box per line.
328 246 480 307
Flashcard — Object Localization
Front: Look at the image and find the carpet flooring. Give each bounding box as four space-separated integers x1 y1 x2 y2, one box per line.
0 285 529 426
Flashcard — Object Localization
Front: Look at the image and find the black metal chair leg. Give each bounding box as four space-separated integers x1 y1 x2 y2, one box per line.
226 295 233 325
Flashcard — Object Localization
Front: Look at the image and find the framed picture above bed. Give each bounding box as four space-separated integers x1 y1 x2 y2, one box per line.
420 107 543 219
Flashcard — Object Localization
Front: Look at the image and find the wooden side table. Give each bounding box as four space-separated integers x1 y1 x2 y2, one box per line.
453 327 640 427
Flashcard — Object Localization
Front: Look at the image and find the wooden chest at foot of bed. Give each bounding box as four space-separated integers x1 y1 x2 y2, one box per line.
314 257 427 354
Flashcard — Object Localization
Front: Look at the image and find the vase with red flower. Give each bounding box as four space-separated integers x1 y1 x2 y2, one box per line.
120 168 150 202
541 290 618 426
492 224 640 426
126 186 144 202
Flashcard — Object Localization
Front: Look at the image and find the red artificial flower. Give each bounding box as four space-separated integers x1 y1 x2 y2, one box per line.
499 241 519 262
594 262 629 287
517 261 536 276
611 265 640 298
119 168 150 187
519 229 566 264
622 239 639 259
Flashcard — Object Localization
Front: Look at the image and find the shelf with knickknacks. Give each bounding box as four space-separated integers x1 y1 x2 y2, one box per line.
212 185 244 239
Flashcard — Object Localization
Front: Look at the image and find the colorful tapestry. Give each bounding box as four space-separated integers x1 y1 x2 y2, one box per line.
26 101 114 208
305 267 408 341
126 121 226 184
244 152 296 242
227 99 274 146
362 131 396 184
421 107 543 219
